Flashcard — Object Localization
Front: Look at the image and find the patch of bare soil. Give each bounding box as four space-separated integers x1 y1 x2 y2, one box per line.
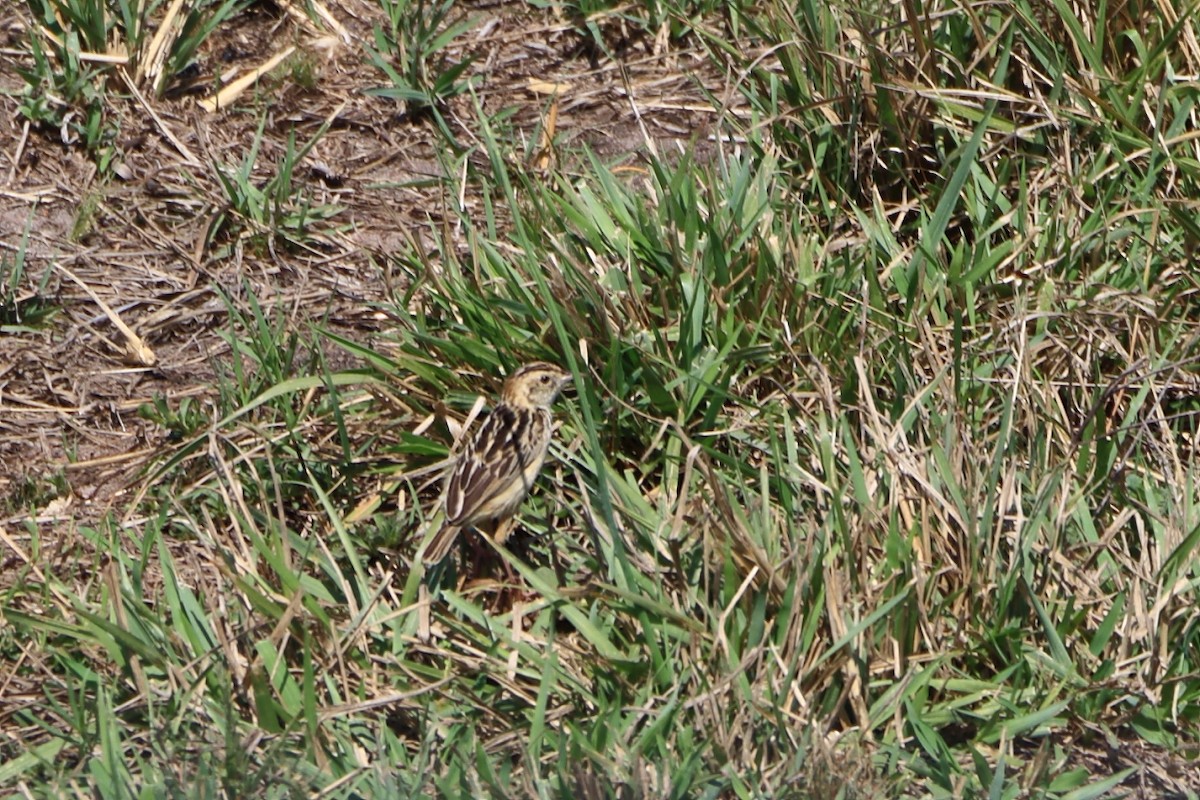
0 0 736 525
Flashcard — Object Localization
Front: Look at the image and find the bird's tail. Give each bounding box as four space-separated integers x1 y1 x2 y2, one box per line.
420 523 461 566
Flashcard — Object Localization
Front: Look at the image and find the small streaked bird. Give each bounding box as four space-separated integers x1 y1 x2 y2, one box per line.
421 361 573 567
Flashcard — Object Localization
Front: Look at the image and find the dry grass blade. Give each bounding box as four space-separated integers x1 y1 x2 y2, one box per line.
199 45 298 112
53 261 157 366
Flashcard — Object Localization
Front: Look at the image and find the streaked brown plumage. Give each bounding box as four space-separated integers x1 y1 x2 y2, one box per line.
421 362 573 566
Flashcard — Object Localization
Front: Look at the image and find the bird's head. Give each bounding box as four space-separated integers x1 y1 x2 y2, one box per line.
502 361 573 408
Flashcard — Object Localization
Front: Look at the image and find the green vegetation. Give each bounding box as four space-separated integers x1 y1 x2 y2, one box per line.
0 214 57 331
3 0 1200 796
18 0 246 152
365 0 479 125
207 116 345 252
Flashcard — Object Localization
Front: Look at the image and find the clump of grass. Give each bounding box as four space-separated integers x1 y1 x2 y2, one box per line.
16 0 248 158
205 116 345 253
16 31 112 151
0 215 57 331
364 0 479 132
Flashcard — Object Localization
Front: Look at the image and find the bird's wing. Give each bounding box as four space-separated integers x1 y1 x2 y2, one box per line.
445 405 531 524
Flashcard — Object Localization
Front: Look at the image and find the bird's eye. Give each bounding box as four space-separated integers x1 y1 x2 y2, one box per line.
541 375 552 384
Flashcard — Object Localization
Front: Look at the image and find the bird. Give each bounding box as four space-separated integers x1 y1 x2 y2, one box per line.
420 361 573 568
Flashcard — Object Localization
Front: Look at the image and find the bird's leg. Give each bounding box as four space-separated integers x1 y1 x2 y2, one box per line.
491 517 519 586
466 523 491 578
492 517 517 547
